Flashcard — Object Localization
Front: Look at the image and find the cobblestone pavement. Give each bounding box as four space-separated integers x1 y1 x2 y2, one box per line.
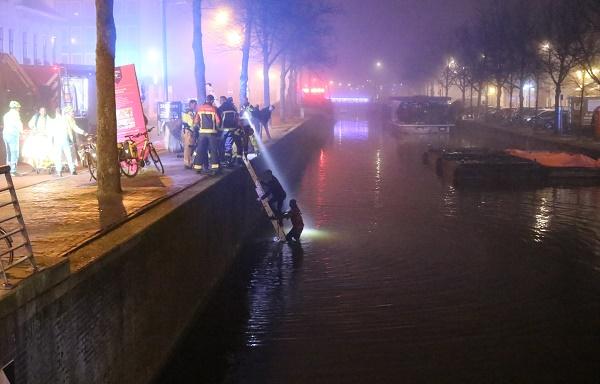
0 121 300 288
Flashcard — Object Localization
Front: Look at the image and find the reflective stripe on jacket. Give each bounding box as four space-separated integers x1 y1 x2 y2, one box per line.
195 104 221 134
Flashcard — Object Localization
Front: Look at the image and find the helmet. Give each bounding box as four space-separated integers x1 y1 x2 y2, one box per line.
9 101 21 109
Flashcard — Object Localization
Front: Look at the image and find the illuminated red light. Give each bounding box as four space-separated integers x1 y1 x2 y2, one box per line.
303 87 325 94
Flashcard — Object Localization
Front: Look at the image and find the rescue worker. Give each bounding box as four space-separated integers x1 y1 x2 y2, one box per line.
193 95 221 175
259 169 286 216
25 106 51 173
51 106 86 176
2 101 23 176
282 199 304 243
218 96 240 167
239 101 260 157
182 99 198 169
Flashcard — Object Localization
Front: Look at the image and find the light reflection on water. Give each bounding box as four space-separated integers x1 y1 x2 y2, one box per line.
158 115 600 384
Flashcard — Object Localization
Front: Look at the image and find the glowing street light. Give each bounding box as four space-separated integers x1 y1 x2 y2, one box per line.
215 8 230 26
226 30 242 47
375 61 382 68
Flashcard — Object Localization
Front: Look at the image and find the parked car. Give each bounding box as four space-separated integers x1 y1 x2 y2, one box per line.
528 109 568 131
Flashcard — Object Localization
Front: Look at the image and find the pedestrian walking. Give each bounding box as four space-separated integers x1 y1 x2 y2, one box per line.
2 101 23 176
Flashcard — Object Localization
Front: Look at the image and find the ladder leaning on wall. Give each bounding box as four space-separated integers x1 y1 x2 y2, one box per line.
0 165 37 289
242 157 286 241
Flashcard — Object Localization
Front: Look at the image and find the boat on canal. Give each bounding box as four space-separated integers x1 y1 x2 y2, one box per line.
388 96 456 134
423 147 600 187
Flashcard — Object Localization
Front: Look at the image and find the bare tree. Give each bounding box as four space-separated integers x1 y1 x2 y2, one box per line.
192 0 206 102
453 23 488 116
539 0 586 130
253 0 289 107
479 2 513 110
95 0 121 196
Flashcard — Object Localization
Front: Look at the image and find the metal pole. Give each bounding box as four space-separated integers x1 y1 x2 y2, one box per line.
162 0 169 101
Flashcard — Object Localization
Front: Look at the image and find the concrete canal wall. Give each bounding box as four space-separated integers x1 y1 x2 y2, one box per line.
0 117 332 384
458 120 600 158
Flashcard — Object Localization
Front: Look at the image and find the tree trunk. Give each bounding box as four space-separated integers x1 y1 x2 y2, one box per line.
579 72 586 128
554 85 561 133
534 74 540 115
262 47 271 107
287 68 297 114
477 86 482 118
95 0 121 197
279 56 286 122
239 12 252 104
469 85 473 110
509 85 514 112
518 80 525 112
192 0 206 102
496 82 502 110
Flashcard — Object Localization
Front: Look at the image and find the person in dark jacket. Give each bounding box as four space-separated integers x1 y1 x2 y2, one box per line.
282 199 304 243
259 169 286 216
217 96 240 166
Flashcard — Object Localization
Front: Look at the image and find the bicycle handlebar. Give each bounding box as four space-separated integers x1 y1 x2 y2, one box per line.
125 126 155 139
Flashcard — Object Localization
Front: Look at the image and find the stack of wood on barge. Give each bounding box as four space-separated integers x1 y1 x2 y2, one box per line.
423 148 600 187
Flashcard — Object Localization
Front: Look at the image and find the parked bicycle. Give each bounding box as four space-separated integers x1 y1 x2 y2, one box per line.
119 127 164 178
79 134 98 180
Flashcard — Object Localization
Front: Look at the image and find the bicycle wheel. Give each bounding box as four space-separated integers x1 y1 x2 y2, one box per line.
149 144 164 174
87 152 97 180
0 227 14 264
120 158 139 177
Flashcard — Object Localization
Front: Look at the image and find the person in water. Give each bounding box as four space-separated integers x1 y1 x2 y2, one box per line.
282 199 304 243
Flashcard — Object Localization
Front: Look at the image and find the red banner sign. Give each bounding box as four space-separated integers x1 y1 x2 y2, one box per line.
114 64 145 141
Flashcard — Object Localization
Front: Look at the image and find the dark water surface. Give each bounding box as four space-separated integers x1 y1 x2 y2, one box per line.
158 112 600 383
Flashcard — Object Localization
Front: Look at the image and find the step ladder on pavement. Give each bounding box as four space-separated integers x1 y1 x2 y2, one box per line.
242 157 286 241
0 165 37 289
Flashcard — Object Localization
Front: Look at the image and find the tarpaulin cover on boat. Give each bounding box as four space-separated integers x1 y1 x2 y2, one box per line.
506 149 600 168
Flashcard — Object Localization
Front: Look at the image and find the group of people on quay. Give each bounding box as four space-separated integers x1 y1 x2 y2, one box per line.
181 94 275 175
1 96 303 242
181 93 303 242
2 100 87 177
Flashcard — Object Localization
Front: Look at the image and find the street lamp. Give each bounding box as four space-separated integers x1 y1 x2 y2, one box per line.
214 8 230 26
375 61 382 68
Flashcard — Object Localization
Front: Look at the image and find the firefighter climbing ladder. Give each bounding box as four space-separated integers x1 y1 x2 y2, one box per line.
0 165 37 289
242 157 286 241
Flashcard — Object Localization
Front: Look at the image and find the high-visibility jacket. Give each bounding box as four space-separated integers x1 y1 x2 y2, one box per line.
194 103 221 134
182 109 196 132
220 110 239 131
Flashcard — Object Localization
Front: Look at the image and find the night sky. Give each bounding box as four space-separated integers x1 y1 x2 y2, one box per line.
331 0 480 84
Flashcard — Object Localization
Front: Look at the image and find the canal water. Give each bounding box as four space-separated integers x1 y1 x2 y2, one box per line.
157 111 600 383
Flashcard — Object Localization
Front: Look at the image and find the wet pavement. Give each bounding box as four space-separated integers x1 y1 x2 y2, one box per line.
158 111 600 383
0 121 301 289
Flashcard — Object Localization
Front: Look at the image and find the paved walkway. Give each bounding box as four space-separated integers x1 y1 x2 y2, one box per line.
463 120 600 157
0 120 302 288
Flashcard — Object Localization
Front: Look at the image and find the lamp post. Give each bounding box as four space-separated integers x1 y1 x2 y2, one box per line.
161 0 169 100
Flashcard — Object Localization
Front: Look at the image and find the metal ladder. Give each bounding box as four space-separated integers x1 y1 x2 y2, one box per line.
242 157 286 241
0 165 37 289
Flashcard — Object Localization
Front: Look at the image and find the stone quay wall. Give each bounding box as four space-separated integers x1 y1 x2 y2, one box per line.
0 116 332 384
